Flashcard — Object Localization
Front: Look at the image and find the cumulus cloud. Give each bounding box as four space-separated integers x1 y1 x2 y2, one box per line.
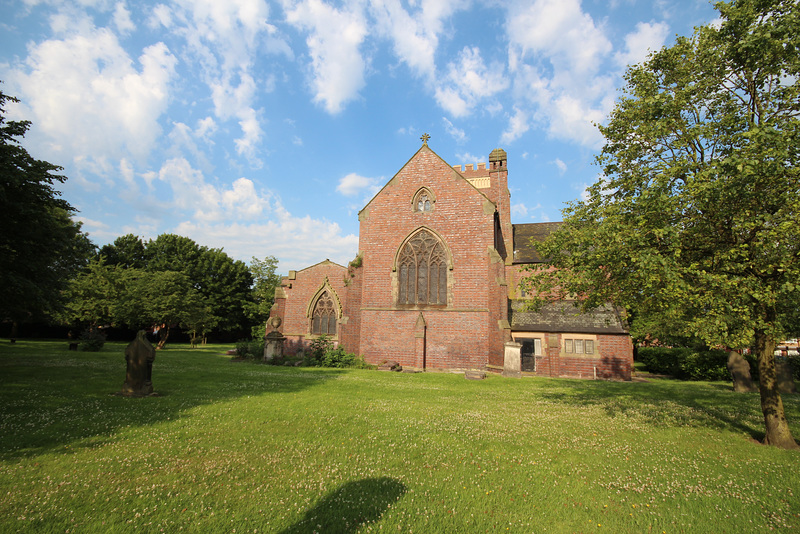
552 158 567 175
5 23 176 171
500 107 530 145
156 157 269 222
370 0 467 82
435 46 508 117
614 21 669 68
113 1 136 34
504 0 621 148
336 173 381 198
511 203 528 217
442 117 467 143
283 0 367 114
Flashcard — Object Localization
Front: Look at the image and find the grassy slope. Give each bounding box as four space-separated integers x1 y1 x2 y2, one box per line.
0 340 798 533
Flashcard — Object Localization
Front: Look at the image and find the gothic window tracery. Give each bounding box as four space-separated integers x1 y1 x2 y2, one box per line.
397 229 448 306
311 290 337 335
413 188 434 213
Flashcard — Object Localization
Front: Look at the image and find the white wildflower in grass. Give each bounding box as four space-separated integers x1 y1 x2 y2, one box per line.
0 341 798 531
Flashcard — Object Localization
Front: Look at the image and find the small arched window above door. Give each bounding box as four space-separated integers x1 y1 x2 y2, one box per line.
311 291 337 335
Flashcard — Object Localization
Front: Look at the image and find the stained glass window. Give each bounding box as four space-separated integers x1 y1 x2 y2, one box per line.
398 229 447 306
311 291 337 335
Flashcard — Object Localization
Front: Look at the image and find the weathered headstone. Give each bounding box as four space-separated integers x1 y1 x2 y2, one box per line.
776 359 798 394
727 351 757 393
503 341 522 378
263 316 286 362
121 330 156 396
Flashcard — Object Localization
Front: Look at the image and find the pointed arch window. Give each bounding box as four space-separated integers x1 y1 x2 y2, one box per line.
311 291 337 335
413 188 434 213
398 229 448 306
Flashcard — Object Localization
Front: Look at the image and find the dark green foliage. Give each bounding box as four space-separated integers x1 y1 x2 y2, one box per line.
305 335 333 366
0 89 95 323
303 336 368 368
788 355 800 381
95 233 253 336
234 339 264 360
639 347 733 381
98 234 146 269
78 326 106 352
245 255 281 336
321 347 358 368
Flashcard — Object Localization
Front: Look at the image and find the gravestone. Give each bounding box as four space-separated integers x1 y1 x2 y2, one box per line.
503 341 522 378
121 330 156 397
263 316 286 362
727 351 757 393
776 359 798 394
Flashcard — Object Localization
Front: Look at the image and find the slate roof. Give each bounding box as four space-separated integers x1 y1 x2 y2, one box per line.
513 222 562 264
509 300 629 334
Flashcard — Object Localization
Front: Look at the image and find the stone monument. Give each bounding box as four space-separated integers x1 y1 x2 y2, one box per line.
503 341 522 378
727 351 757 393
121 330 156 396
263 316 286 362
776 358 798 394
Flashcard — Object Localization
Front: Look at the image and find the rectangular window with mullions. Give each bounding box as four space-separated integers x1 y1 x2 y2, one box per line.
564 338 595 354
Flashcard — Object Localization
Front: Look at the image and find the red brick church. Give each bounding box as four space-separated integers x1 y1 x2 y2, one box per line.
270 138 633 379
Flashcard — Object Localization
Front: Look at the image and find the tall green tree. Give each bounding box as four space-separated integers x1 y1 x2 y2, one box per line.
98 234 146 269
58 257 122 328
522 0 799 449
0 88 95 330
144 234 252 331
114 270 210 348
245 255 281 336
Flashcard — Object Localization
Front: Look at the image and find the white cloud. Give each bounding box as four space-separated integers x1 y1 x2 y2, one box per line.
435 46 508 117
552 158 567 175
504 0 618 148
283 0 367 114
511 203 528 217
500 107 529 144
174 200 360 267
614 21 669 68
6 25 176 170
113 2 135 34
370 0 467 82
336 173 381 198
442 117 467 143
507 0 612 75
156 157 269 222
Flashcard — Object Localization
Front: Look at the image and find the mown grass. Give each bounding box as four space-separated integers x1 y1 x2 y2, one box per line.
1 339 799 533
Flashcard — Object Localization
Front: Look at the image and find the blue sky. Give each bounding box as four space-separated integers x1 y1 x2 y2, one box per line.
1 0 719 272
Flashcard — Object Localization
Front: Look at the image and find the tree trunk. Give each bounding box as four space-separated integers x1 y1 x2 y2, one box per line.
157 325 170 350
755 329 799 449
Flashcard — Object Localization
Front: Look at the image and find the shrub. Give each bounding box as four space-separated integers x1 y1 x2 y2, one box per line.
303 336 369 368
680 349 729 381
79 327 106 352
638 346 731 381
789 355 800 381
234 339 264 360
305 336 333 366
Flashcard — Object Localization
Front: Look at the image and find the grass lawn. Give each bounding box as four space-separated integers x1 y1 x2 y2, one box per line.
1 340 799 533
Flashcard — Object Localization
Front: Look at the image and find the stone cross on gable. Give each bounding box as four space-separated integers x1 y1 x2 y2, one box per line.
421 133 430 145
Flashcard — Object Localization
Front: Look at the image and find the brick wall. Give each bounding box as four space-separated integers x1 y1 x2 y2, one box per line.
356 146 500 369
275 261 348 355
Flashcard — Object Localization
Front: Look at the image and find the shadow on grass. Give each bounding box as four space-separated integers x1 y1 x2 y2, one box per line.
278 477 406 534
532 377 800 442
0 339 344 460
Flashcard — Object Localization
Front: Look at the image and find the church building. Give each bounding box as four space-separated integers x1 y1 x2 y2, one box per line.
270 138 633 380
